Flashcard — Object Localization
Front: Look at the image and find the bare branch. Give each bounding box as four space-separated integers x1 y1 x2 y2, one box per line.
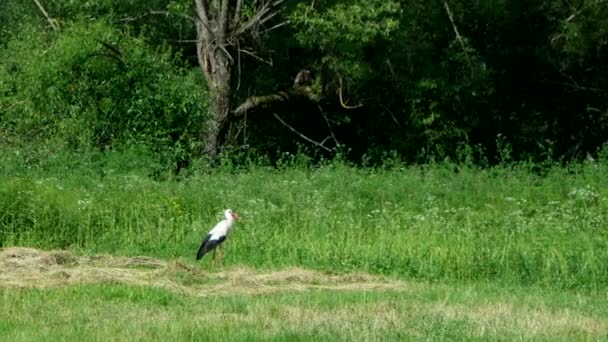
536 79 608 94
338 76 363 109
236 42 242 91
565 0 608 23
243 108 248 145
443 1 465 51
259 20 289 35
33 0 60 31
238 48 273 65
217 0 231 44
381 105 402 128
338 88 363 109
233 91 290 115
233 85 319 116
258 9 281 27
218 45 235 64
194 0 212 32
233 0 285 37
273 113 333 152
233 0 243 29
194 0 217 78
443 1 473 72
194 4 215 49
318 104 340 146
552 0 608 45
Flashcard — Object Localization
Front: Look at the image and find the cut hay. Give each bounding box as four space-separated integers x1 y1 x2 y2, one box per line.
0 247 407 296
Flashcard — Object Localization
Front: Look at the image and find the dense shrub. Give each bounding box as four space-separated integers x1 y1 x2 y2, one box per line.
0 20 208 169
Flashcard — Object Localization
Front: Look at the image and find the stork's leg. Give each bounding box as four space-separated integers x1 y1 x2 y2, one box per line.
218 245 223 267
211 248 216 268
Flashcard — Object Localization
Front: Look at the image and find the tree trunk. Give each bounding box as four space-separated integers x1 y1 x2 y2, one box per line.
195 4 233 161
202 59 232 161
193 0 285 160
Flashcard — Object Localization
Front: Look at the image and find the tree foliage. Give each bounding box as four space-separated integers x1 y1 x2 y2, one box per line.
0 20 207 167
1 0 608 168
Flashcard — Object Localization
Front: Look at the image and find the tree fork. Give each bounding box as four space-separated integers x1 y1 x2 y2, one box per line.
193 0 285 161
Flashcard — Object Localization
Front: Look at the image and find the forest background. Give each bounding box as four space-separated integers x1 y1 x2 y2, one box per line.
2 0 607 170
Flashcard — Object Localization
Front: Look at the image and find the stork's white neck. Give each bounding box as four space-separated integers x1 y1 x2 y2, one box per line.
224 210 234 222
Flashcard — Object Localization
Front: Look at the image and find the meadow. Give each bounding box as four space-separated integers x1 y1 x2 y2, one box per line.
1 152 608 339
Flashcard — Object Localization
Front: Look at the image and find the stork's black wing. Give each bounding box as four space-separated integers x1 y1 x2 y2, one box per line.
196 234 226 260
196 234 211 260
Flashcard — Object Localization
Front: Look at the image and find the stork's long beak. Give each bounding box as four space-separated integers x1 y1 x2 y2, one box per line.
232 212 242 221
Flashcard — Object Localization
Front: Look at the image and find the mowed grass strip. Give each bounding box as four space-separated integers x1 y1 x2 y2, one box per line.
1 278 607 340
1 247 607 341
0 247 405 295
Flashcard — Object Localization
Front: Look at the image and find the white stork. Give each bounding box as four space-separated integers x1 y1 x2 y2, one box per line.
196 209 241 267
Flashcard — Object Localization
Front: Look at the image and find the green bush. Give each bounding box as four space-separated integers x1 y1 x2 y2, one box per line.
0 20 208 169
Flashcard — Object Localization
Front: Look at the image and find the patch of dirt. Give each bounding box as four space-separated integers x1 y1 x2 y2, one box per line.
0 247 407 296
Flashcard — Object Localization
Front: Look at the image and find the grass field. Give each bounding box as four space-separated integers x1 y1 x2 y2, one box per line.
1 157 608 339
2 160 608 288
1 248 607 341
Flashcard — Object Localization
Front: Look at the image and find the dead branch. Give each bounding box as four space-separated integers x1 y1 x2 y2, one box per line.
338 87 363 109
243 110 248 144
233 0 285 38
33 0 60 31
443 1 465 53
320 136 331 145
443 1 473 72
317 104 340 146
218 45 235 64
259 20 289 35
233 87 318 116
552 0 608 45
236 42 242 91
381 105 402 128
273 113 332 152
218 0 231 44
233 91 291 115
239 48 273 65
233 0 244 30
337 76 363 109
194 0 211 27
565 0 608 23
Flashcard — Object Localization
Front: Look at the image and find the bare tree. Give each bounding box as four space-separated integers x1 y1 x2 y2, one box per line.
193 0 285 160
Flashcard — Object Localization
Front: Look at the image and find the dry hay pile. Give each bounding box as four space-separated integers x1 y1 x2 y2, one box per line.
0 247 406 296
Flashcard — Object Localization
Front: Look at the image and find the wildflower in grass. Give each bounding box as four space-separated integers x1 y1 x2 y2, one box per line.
77 198 92 210
413 214 426 222
168 197 184 215
568 185 601 204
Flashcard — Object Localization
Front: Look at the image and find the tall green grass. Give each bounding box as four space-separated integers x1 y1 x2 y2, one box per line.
1 155 608 289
